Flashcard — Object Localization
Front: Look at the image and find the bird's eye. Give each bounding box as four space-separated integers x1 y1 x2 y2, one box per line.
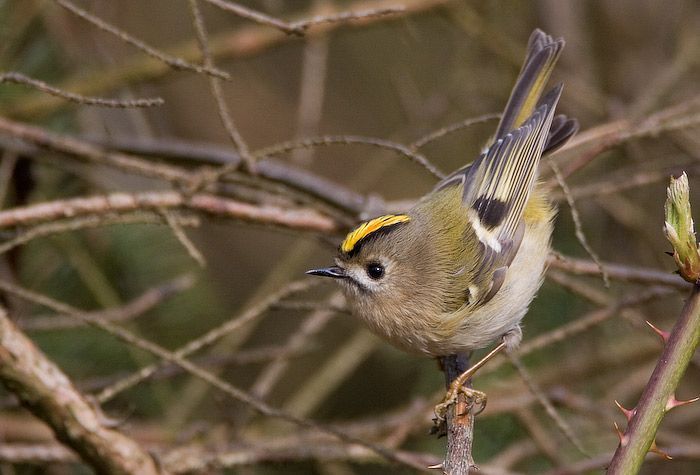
366 262 385 280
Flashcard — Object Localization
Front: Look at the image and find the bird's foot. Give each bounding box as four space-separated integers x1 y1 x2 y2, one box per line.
433 384 487 424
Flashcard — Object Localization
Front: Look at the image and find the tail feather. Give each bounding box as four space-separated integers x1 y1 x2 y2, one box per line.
494 29 564 140
543 114 579 155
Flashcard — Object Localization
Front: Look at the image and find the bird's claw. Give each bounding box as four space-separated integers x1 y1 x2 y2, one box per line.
433 386 487 424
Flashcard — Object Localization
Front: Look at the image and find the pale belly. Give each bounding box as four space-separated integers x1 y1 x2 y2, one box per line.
441 216 553 354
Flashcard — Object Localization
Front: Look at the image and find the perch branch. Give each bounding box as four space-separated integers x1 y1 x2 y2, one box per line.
439 353 476 475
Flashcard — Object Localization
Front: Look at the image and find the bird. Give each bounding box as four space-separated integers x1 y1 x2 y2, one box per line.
307 29 578 421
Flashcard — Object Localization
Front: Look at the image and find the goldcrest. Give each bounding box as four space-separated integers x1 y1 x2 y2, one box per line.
308 29 577 360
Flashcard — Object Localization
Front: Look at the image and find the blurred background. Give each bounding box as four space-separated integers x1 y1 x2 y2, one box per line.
0 0 699 473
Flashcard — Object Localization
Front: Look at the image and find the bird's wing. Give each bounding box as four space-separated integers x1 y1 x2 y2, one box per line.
458 86 562 307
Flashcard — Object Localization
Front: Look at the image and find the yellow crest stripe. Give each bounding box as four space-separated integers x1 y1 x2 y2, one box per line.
341 214 410 254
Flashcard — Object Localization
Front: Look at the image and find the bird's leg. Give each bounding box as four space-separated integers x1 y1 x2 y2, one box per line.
434 341 507 423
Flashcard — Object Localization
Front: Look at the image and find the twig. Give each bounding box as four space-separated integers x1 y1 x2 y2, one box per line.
0 115 192 184
201 0 302 35
548 159 609 287
0 129 369 218
409 113 501 150
514 407 563 466
291 14 329 165
508 353 587 457
21 274 195 331
201 1 405 36
187 0 256 173
486 439 538 471
96 135 370 215
289 6 406 31
95 280 316 402
550 161 700 202
0 72 164 108
255 135 445 179
547 253 690 290
545 446 700 475
283 328 379 417
546 270 647 331
160 209 206 266
556 96 700 180
0 191 339 234
272 300 349 314
517 288 672 358
0 212 200 256
250 293 342 401
53 0 229 79
0 305 160 474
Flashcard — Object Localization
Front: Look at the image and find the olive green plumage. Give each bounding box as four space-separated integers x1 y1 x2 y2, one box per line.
308 29 578 357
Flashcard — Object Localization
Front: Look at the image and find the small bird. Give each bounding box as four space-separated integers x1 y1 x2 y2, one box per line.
307 29 577 419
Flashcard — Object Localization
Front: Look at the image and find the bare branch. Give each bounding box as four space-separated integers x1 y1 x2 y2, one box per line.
160 209 206 266
0 191 339 234
201 0 304 35
256 135 445 179
548 159 609 287
290 6 406 31
0 116 192 184
547 253 690 290
0 443 77 465
187 0 256 172
0 72 164 108
21 274 195 331
0 305 160 474
0 212 200 256
409 112 501 150
93 135 370 215
508 353 587 456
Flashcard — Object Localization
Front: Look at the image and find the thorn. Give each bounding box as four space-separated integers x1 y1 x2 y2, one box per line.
664 251 674 256
614 400 636 421
613 421 629 446
427 463 444 470
666 394 700 412
650 440 673 460
645 320 670 343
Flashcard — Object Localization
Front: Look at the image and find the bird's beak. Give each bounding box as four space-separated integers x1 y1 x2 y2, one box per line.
306 266 346 279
